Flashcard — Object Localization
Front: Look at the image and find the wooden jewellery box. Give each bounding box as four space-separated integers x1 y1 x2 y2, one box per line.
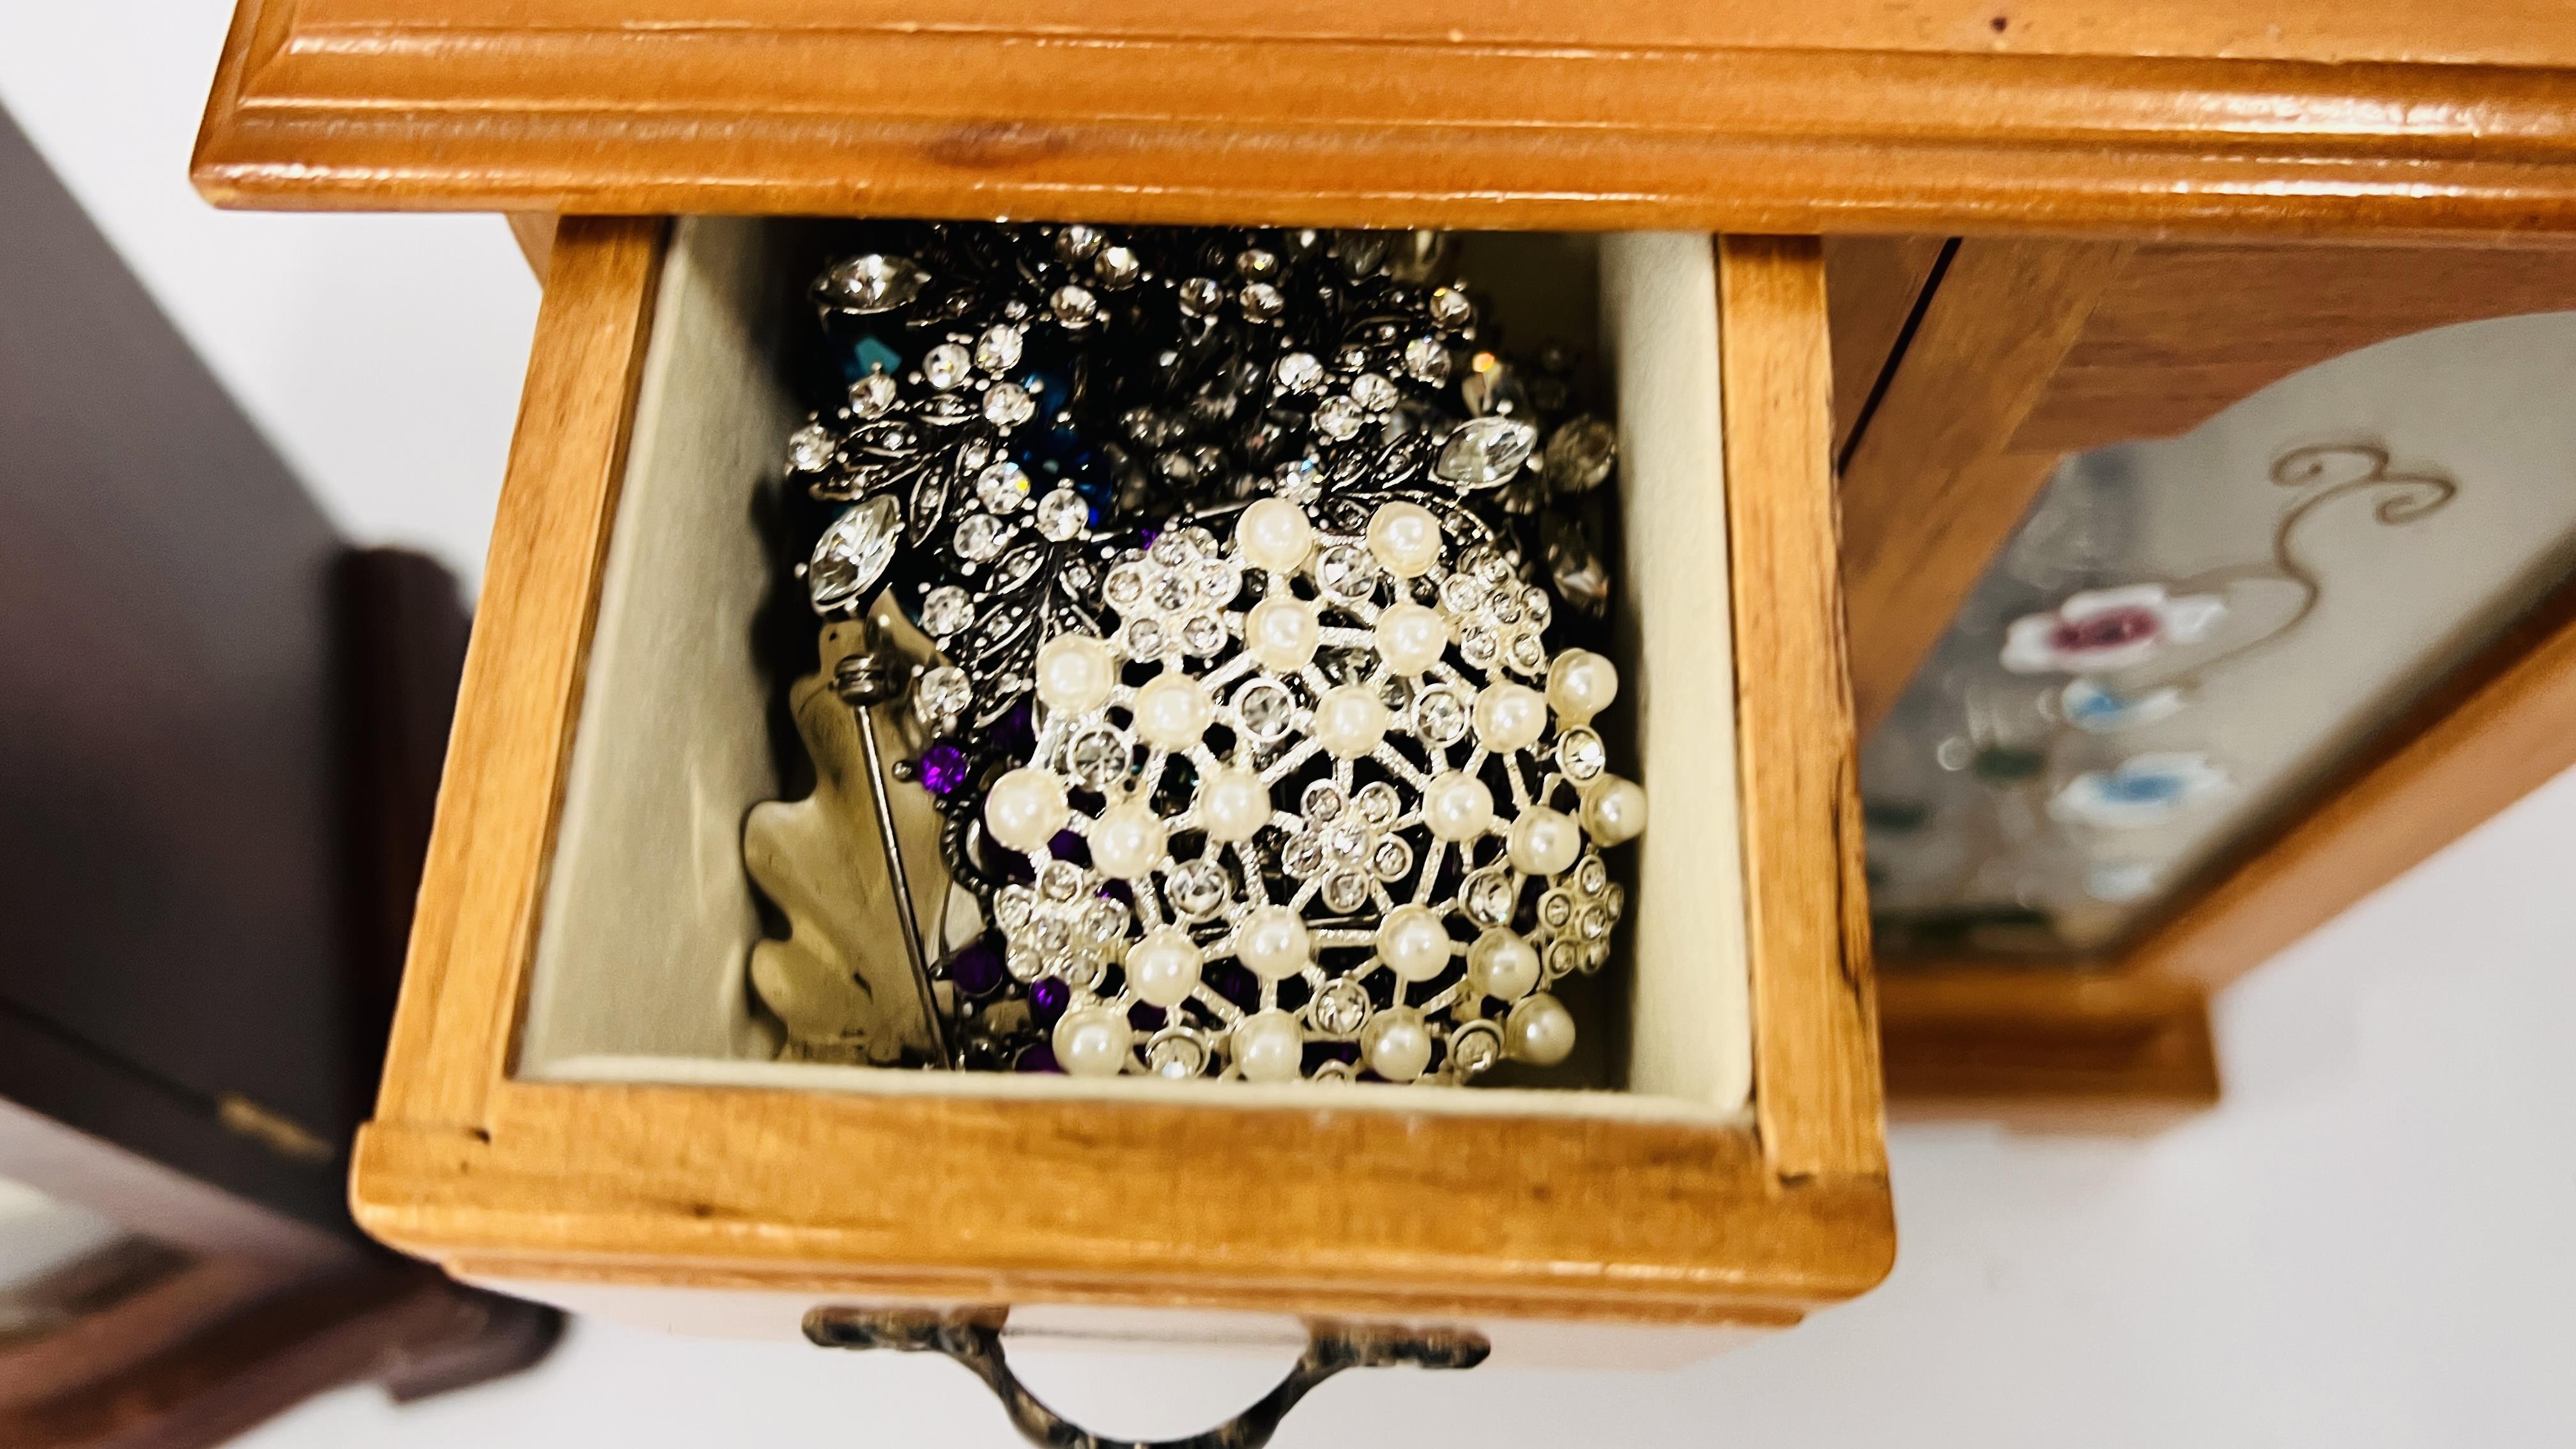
335 214 1892 1360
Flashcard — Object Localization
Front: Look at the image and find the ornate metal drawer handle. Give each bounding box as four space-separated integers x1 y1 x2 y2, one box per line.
803 1306 1489 1449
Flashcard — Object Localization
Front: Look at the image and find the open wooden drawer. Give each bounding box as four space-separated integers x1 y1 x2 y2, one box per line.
349 215 1890 1361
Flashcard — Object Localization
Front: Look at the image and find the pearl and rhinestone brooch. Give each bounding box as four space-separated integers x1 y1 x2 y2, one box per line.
749 222 1643 1085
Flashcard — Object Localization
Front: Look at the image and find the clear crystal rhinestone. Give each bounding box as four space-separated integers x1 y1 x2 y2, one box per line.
1600 882 1625 917
1448 1020 1503 1075
1126 617 1168 659
1050 284 1099 328
1459 625 1499 668
1545 416 1618 493
921 586 973 637
1522 588 1553 629
1540 939 1581 980
1167 859 1230 921
1325 822 1369 864
1007 946 1046 981
1413 687 1468 744
1351 372 1399 413
1274 352 1325 394
1036 487 1089 540
1462 869 1515 927
1180 613 1225 657
822 254 926 313
1281 833 1326 879
808 495 903 611
1236 679 1295 740
1317 544 1376 600
1067 726 1130 789
975 325 1025 374
1196 559 1242 608
1354 782 1402 825
1172 526 1218 557
1312 979 1370 1036
1084 898 1128 944
1301 780 1347 822
1057 225 1103 260
984 381 1036 429
1580 904 1615 941
786 422 835 473
1105 562 1149 608
1061 954 1106 990
1029 916 1070 957
1147 1031 1208 1078
1149 532 1193 568
1583 940 1610 972
1177 277 1224 317
1429 286 1473 331
1506 632 1547 675
1314 395 1363 442
1438 573 1487 614
1322 871 1372 912
1403 335 1449 383
954 512 1008 562
923 343 972 390
1371 837 1414 882
1491 594 1523 626
1577 854 1609 894
1557 728 1606 781
1240 282 1284 321
1436 416 1540 486
974 461 1030 513
995 885 1037 930
1236 247 1280 280
1149 572 1190 613
917 664 973 723
1093 245 1142 288
1038 860 1085 901
848 371 899 419
1476 551 1515 583
1538 890 1575 930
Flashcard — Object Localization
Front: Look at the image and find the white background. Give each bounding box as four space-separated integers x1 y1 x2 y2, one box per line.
4 4 2573 1445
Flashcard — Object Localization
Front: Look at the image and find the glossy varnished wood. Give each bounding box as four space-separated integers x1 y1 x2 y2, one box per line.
351 223 1893 1327
197 1 2576 236
1835 238 2576 1124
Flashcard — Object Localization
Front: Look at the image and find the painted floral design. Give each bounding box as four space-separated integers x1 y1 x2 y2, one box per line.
2000 584 2226 675
2046 753 2232 830
2058 677 2189 734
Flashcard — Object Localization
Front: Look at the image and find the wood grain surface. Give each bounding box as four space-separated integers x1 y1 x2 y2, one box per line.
195 1 2576 236
350 224 1894 1324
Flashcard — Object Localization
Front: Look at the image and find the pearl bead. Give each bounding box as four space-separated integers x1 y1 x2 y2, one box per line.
1236 496 1314 573
1423 771 1494 842
1245 596 1319 671
1088 802 1167 879
1232 1010 1305 1083
1508 806 1581 877
1131 671 1213 751
1473 682 1547 753
1234 905 1312 979
1312 684 1390 759
1466 928 1540 1000
984 768 1070 852
1196 765 1271 843
1365 502 1443 578
1546 648 1620 724
1054 1007 1133 1078
1580 773 1648 846
1504 993 1577 1066
1126 927 1204 1007
1374 602 1449 675
1376 904 1453 983
1360 1008 1432 1082
1034 634 1117 714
